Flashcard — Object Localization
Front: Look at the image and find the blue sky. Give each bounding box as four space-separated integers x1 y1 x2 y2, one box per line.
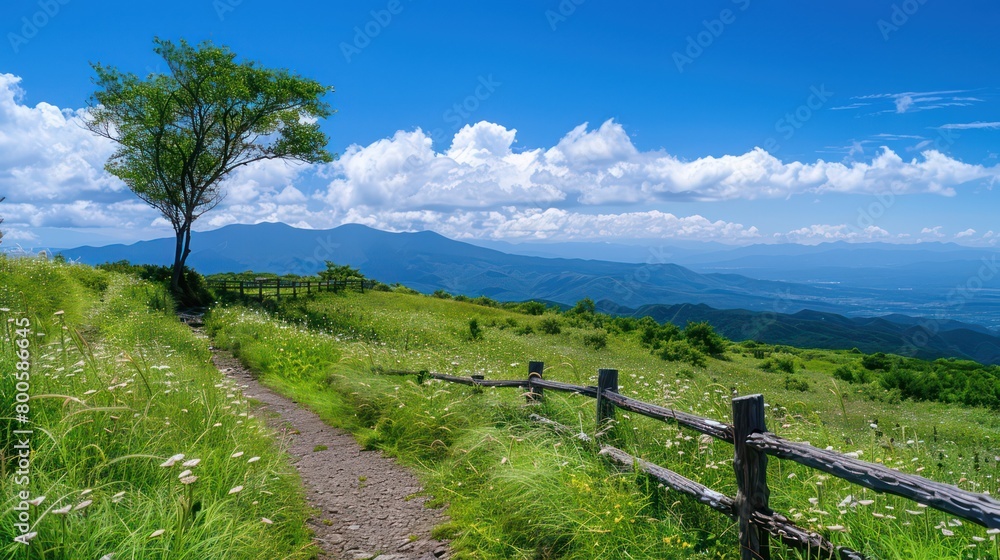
2 0 999 248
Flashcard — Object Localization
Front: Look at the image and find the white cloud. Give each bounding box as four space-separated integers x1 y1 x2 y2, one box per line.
0 74 120 202
1 229 38 242
3 72 1000 247
955 228 976 238
921 226 945 238
895 95 914 114
335 207 761 243
855 90 982 114
938 122 1000 130
778 224 891 244
321 120 1000 212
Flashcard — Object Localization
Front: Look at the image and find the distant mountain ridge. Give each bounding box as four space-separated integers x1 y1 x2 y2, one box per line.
57 222 1000 363
601 301 1000 365
61 222 858 312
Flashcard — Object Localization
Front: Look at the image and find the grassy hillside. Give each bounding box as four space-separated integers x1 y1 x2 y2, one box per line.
206 288 1000 559
0 256 315 559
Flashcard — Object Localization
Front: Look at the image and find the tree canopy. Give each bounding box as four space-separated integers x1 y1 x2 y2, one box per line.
86 38 334 301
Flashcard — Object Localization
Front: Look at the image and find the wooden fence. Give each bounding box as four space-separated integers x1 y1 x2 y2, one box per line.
381 362 1000 560
207 278 374 300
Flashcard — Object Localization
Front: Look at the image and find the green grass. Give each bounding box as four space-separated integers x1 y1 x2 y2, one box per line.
0 256 316 559
206 289 1000 559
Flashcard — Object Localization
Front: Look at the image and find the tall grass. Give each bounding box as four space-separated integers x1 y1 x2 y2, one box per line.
0 256 315 559
207 290 1000 559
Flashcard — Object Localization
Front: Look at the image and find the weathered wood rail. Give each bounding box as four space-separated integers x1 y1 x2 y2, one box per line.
208 278 374 300
382 361 1000 559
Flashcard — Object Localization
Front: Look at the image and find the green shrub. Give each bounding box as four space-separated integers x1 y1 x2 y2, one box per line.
433 289 453 299
833 364 856 383
319 260 365 281
518 301 547 316
468 318 483 340
761 354 797 374
582 330 608 350
539 317 562 335
784 375 810 392
659 339 706 367
640 322 680 347
861 352 897 371
683 321 727 356
393 284 421 295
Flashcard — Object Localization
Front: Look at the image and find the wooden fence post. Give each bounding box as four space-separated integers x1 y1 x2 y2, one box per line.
239 282 244 297
596 368 618 433
276 281 280 300
527 361 544 403
732 394 770 560
258 283 263 300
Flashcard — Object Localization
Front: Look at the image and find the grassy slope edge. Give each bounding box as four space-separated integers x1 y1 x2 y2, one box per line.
207 289 1000 560
0 256 315 559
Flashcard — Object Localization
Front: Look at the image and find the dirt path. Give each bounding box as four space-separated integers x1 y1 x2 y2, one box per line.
191 320 451 560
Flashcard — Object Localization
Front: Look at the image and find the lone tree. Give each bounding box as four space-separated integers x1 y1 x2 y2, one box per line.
86 38 334 302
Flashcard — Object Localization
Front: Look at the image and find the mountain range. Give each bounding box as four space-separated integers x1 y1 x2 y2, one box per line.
56 222 1000 363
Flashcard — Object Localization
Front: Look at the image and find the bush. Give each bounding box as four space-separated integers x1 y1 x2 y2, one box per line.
833 364 856 383
515 324 534 336
472 296 500 308
683 321 727 356
640 322 680 347
659 339 706 367
468 318 483 340
761 354 797 374
319 260 364 281
570 298 596 315
393 284 420 295
539 317 562 335
518 301 547 316
582 330 608 350
861 352 897 371
96 260 211 307
432 290 453 299
784 375 810 392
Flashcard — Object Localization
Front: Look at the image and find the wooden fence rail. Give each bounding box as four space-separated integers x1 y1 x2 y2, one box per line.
207 278 374 300
378 362 1000 559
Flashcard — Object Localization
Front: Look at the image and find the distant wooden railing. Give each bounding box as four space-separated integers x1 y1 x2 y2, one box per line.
379 363 1000 560
208 278 374 300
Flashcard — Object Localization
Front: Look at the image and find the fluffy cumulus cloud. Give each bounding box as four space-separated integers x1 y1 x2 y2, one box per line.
335 207 761 242
321 119 1000 213
778 224 892 244
0 74 119 203
3 72 1000 246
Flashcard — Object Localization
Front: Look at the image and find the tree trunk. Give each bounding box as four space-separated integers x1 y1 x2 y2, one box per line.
170 227 185 296
170 220 194 299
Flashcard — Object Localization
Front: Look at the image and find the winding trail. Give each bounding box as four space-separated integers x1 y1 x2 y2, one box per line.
190 318 451 560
